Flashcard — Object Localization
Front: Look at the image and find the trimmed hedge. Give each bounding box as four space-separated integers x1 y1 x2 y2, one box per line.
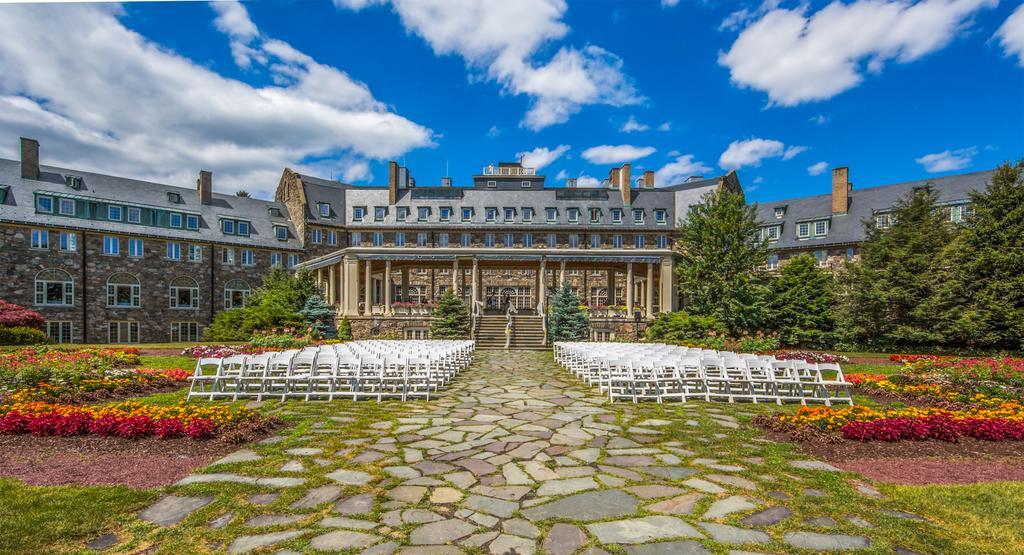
0 326 52 346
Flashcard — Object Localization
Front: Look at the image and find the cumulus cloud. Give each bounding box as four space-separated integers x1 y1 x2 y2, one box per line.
915 146 977 172
657 121 672 131
996 4 1024 67
809 114 828 125
808 161 829 176
719 0 997 106
575 175 602 188
654 154 712 187
486 125 501 138
555 169 569 180
581 144 656 164
719 0 780 32
0 3 432 198
620 115 649 133
718 138 806 169
336 0 641 130
516 144 570 171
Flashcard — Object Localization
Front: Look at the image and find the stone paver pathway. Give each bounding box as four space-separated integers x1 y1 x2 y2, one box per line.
127 350 940 554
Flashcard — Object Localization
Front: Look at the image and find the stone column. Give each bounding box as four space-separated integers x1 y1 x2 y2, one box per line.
328 264 337 305
559 260 566 288
471 258 479 312
608 269 616 306
452 258 459 296
363 259 372 315
538 258 547 315
583 269 589 305
384 260 392 314
626 262 634 317
646 262 654 318
343 256 359 316
401 267 409 303
660 255 675 313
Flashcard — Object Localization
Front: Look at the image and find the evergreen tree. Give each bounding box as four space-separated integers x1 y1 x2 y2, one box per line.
235 190 251 197
429 291 470 339
299 295 337 339
205 267 320 341
675 187 768 335
925 160 1024 349
765 254 835 348
547 283 590 341
337 318 353 341
835 187 955 348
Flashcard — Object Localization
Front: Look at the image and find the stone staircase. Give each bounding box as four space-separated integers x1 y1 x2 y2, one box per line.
474 314 548 351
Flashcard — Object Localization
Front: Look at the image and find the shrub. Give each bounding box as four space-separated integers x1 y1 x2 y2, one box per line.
645 311 726 345
248 331 311 350
430 291 470 339
337 318 353 341
548 284 589 342
0 300 45 329
776 351 850 364
299 295 337 339
0 326 52 346
738 335 781 353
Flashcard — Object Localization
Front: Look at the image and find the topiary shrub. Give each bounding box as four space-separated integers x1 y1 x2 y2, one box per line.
0 300 45 330
0 326 53 346
337 318 353 341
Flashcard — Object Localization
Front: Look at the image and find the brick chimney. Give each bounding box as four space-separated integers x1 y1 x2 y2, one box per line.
619 163 632 205
831 167 850 214
388 161 398 204
20 137 39 180
197 170 213 205
608 167 620 190
642 170 655 189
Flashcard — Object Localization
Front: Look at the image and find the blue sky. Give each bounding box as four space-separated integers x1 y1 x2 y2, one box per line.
0 0 1021 203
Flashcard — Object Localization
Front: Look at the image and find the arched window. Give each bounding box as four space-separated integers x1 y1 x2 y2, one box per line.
405 285 426 304
169 276 200 309
107 273 141 307
35 269 74 306
223 279 252 309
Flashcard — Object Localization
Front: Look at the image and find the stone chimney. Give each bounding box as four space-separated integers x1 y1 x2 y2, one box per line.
197 170 213 205
388 161 399 204
20 137 39 180
608 167 620 190
566 177 577 188
642 170 655 189
831 167 850 214
619 163 632 205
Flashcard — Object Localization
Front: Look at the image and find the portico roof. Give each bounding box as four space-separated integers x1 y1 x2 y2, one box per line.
296 247 672 270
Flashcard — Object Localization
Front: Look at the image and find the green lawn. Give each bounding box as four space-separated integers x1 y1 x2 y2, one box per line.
138 354 195 370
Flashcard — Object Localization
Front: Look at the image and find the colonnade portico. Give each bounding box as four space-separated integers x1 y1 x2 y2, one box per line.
306 248 677 320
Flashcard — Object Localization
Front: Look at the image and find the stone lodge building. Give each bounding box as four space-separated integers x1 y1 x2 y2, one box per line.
0 137 996 343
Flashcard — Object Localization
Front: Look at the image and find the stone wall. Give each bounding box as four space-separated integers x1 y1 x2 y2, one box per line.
345 315 433 340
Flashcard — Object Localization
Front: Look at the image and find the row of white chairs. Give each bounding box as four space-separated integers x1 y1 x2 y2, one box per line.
187 340 474 402
554 342 852 405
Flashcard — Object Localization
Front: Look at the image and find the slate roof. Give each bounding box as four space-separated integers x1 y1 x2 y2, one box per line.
0 158 303 250
756 169 994 250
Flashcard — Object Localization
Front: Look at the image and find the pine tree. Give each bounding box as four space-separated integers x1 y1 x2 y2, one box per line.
337 318 353 341
547 283 590 342
299 295 337 339
429 291 470 339
765 254 835 348
675 187 768 335
926 160 1024 349
835 187 955 348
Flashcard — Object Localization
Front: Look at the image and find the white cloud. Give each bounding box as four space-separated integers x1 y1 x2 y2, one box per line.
336 0 641 130
620 115 649 133
718 138 806 169
653 154 712 187
581 144 656 164
555 169 569 180
0 3 432 198
996 4 1024 67
657 121 672 131
575 175 602 188
915 146 977 172
486 125 501 138
661 0 680 7
719 0 997 106
719 0 780 32
809 114 828 125
808 161 829 176
516 144 570 171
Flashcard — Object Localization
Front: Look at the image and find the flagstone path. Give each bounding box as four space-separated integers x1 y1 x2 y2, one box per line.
125 350 940 554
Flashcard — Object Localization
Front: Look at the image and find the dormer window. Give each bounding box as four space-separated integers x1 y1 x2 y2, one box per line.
797 219 830 238
485 207 497 223
611 208 623 224
814 220 828 236
167 192 182 204
462 207 473 222
353 206 366 222
523 208 534 223
417 207 430 222
36 195 54 213
567 208 580 224
875 213 892 229
397 206 410 221
318 203 332 218
374 206 387 221
108 205 122 221
487 180 497 188
761 225 781 242
221 219 235 234
440 206 453 222
64 175 83 189
504 208 516 222
654 209 667 225
590 208 602 224
774 206 787 219
521 180 531 188
633 208 645 224
169 212 183 228
59 198 76 216
237 221 250 236
275 225 288 241
267 207 282 217
545 208 558 223
186 215 199 230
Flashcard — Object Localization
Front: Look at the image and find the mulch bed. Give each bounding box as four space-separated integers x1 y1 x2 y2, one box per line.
766 430 1024 484
0 435 243 488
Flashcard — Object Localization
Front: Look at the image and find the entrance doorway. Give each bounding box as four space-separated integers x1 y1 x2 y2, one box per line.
485 286 533 311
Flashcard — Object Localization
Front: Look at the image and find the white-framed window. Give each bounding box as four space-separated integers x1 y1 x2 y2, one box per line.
654 209 667 225
241 249 255 266
523 207 534 223
485 207 498 223
186 214 200 230
417 232 428 247
634 235 646 248
568 208 580 224
590 208 601 224
372 206 386 222
106 273 141 307
128 238 144 258
460 233 471 247
814 220 829 237
327 230 337 246
35 269 74 306
319 203 332 218
311 228 323 244
417 207 430 222
287 254 300 268
767 254 779 270
59 231 77 252
353 206 366 221
397 206 409 221
271 252 283 267
486 180 497 188
169 276 200 309
188 244 203 262
30 229 49 250
237 221 250 236
504 233 515 247
45 321 73 343
657 235 669 249
440 207 452 222
103 235 119 255
36 196 54 213
59 198 76 216
167 191 182 204
521 180 531 188
395 232 406 247
523 233 533 247
797 222 811 238
170 322 200 342
774 206 786 219
166 241 181 260
611 208 623 224
504 207 516 222
224 279 252 309
569 234 580 248
815 250 828 267
127 207 141 223
275 226 288 241
108 205 122 221
351 232 362 246
875 213 892 229
108 321 139 344
405 327 429 339
221 219 235 234
612 234 623 248
547 233 557 247
633 208 645 224
484 233 495 247
221 247 235 265
438 233 450 247
373 232 384 246
590 234 602 249
461 207 473 222
545 207 558 223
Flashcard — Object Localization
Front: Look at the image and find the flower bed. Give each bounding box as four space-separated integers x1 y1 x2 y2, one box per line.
181 345 244 359
0 347 141 392
0 399 256 439
775 351 850 364
5 367 190 404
